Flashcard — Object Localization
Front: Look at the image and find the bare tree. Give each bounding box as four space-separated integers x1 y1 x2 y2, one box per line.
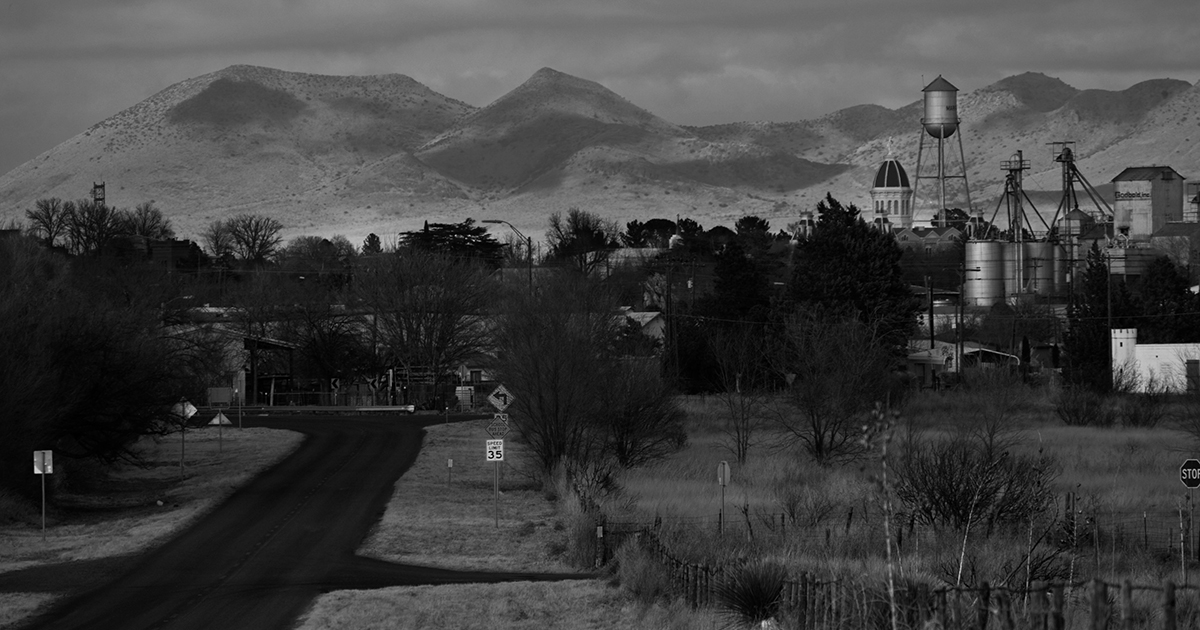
276 289 371 401
123 202 175 240
65 199 124 255
490 271 684 487
201 219 235 260
708 323 773 464
546 208 621 277
25 198 70 247
355 247 493 398
490 272 621 480
770 307 900 463
601 358 686 468
226 214 284 265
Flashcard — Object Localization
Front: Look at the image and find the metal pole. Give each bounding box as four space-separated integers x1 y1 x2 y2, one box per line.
179 415 185 478
527 235 533 292
41 455 46 542
494 461 499 528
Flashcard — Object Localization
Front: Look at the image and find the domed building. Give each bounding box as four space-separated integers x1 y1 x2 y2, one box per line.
870 159 914 229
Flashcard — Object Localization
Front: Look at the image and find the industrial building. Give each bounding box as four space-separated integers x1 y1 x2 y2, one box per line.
856 75 1200 383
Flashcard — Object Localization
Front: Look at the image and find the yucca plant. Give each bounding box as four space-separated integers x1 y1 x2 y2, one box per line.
714 560 788 628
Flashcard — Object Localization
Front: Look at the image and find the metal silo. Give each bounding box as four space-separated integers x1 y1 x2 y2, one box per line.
1002 242 1025 300
964 240 1003 306
1024 242 1055 296
1052 242 1070 296
922 76 959 139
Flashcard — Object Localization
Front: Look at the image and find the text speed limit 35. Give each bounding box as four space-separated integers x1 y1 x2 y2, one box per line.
486 439 504 462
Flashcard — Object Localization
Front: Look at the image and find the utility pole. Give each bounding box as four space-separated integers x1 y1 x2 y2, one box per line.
482 219 533 293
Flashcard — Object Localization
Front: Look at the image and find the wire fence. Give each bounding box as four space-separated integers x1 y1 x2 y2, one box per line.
622 525 1200 629
600 495 1200 565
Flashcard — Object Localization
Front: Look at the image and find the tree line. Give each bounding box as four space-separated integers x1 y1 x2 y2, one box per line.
10 190 1194 507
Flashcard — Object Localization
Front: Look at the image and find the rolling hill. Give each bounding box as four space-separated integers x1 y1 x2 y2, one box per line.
1 65 1198 243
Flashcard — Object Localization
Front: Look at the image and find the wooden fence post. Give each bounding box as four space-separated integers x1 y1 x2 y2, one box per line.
997 591 1016 630
1163 580 1176 630
1031 581 1047 630
1090 578 1106 630
1119 579 1133 630
918 583 931 627
976 581 991 630
1051 583 1065 630
800 573 810 630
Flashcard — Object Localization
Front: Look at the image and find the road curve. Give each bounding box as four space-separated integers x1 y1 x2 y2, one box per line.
3 413 589 630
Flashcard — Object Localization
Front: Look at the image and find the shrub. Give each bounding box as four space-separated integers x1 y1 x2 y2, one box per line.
714 560 788 628
1117 376 1170 428
894 436 1058 532
1055 387 1115 427
614 537 671 606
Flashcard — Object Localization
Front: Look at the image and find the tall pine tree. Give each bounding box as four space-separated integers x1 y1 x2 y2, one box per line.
1064 242 1139 391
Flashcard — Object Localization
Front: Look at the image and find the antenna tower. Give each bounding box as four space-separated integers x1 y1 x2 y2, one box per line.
91 182 106 207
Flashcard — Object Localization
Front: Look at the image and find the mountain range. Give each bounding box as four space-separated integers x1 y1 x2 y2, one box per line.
1 64 1198 243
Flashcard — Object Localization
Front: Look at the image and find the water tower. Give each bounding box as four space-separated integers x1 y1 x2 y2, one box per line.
912 76 974 223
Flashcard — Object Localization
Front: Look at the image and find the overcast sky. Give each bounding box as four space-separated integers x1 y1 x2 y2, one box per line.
2 0 1198 175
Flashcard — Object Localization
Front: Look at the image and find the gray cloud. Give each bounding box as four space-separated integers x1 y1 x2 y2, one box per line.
1 0 1198 174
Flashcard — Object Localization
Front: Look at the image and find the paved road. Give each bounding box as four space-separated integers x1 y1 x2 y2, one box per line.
2 413 587 630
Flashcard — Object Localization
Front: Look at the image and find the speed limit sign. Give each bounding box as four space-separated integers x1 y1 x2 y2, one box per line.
486 439 504 462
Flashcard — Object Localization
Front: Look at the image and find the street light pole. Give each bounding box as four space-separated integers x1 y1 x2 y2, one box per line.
482 219 533 291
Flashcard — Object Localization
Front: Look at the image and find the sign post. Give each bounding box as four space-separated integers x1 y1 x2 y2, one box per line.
209 411 231 453
717 461 730 535
485 386 514 528
34 450 52 540
172 399 197 478
1183 459 1200 568
487 438 505 527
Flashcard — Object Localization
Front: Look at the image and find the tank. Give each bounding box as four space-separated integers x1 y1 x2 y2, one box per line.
1024 242 1055 296
964 240 1004 306
922 75 959 139
1052 242 1070 296
1002 242 1025 299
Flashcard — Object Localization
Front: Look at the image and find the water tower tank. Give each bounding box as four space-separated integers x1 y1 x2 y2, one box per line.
922 75 959 139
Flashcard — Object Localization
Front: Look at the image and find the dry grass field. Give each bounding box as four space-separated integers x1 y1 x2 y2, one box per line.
0 425 303 628
357 418 576 572
295 580 724 630
304 418 732 629
599 382 1200 626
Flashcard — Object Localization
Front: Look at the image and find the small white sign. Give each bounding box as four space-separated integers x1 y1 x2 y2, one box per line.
717 460 730 487
34 450 53 475
208 411 232 426
486 439 504 462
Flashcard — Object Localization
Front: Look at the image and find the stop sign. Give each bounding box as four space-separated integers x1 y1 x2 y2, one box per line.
1182 459 1200 489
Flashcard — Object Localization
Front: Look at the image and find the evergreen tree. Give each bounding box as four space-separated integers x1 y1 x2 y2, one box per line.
1135 256 1199 343
788 194 918 353
1064 243 1139 391
362 233 383 255
399 219 504 268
